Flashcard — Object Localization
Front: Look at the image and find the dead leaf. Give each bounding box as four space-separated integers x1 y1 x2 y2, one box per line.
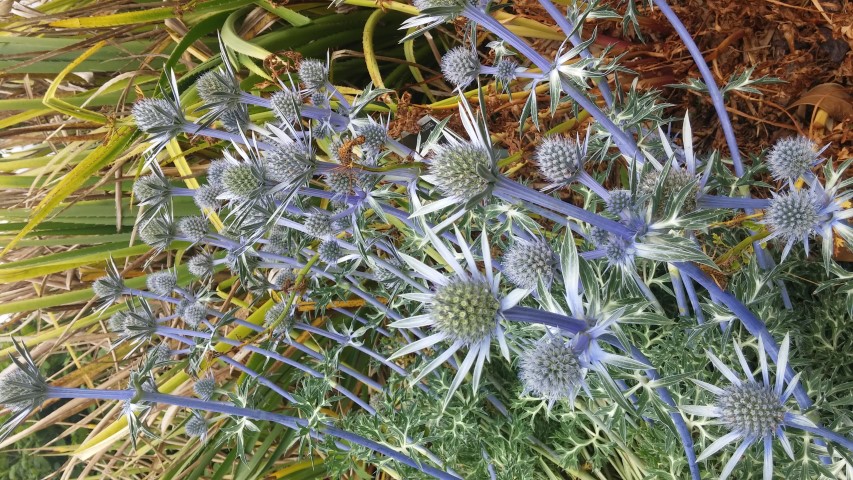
791 83 853 121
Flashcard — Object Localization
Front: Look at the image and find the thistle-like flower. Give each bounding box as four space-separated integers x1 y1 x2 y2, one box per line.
762 187 827 260
196 68 241 109
355 119 387 155
318 239 342 264
185 412 208 441
109 301 158 350
535 135 585 188
194 184 222 211
265 143 314 185
493 57 518 86
765 136 825 185
270 89 302 124
681 334 816 480
146 270 177 296
220 163 266 200
519 335 587 409
388 227 527 406
188 252 216 278
0 340 48 441
133 172 173 208
93 260 126 305
132 98 184 137
178 299 208 328
605 189 634 216
426 143 495 202
265 301 296 336
298 58 328 92
178 215 209 244
402 0 467 40
139 215 177 251
193 376 216 401
440 47 480 89
304 211 337 240
502 237 557 290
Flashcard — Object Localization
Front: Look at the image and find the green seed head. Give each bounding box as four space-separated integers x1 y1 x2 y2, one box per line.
431 280 500 344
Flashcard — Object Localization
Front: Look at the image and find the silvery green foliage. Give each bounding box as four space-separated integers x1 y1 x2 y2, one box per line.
10 18 853 480
440 47 480 88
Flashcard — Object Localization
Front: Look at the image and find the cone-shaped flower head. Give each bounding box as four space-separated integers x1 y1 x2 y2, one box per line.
605 189 634 215
178 215 209 243
221 164 265 200
503 238 557 290
318 239 342 264
494 57 518 85
188 252 216 278
763 188 823 259
194 184 222 211
431 279 500 344
298 59 328 92
270 89 302 123
146 270 177 296
265 143 314 185
440 47 480 89
356 121 387 154
193 377 216 400
519 335 586 408
185 413 208 440
536 135 584 186
0 341 48 441
426 143 495 202
766 136 823 184
133 173 172 207
132 98 184 137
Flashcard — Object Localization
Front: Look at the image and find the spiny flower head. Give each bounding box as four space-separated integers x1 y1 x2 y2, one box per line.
440 47 480 89
763 188 823 258
221 164 265 200
493 57 518 86
503 238 556 290
324 171 356 195
193 377 216 400
207 159 231 186
270 89 302 123
139 216 177 251
431 279 500 344
149 343 172 365
519 335 585 408
178 299 208 328
188 252 216 278
718 382 785 438
272 268 296 288
0 368 47 414
318 239 341 264
218 106 250 133
426 142 495 202
265 302 296 335
146 270 177 296
589 226 611 247
604 236 635 269
93 275 125 303
132 98 184 135
194 184 222 211
766 136 823 184
606 189 634 215
196 69 240 106
178 216 209 243
265 143 313 184
298 59 328 91
108 311 128 333
185 413 208 440
304 212 337 239
639 167 698 213
356 121 387 154
536 135 584 186
133 174 172 206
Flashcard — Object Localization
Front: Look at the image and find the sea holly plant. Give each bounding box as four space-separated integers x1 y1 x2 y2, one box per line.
3 2 853 480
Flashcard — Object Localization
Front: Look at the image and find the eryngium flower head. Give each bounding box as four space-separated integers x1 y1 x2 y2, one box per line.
270 89 302 123
589 226 611 247
108 311 128 333
149 343 172 365
194 184 222 211
188 252 216 278
194 377 216 400
604 236 635 269
272 268 296 288
265 302 295 334
93 275 125 303
133 174 172 206
146 270 177 296
304 212 336 239
265 143 313 184
536 135 583 185
219 106 250 133
766 136 822 183
324 171 356 195
310 91 328 107
413 0 462 9
298 59 328 91
717 382 785 438
178 299 207 328
178 215 209 243
503 238 556 290
132 98 184 135
357 121 387 153
318 239 341 264
494 57 518 85
196 69 240 106
139 216 177 250
606 189 634 215
207 158 231 186
426 143 495 201
639 168 699 213
0 368 47 414
764 189 821 257
185 413 208 440
519 336 585 408
440 47 480 89
221 164 265 199
430 280 500 343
